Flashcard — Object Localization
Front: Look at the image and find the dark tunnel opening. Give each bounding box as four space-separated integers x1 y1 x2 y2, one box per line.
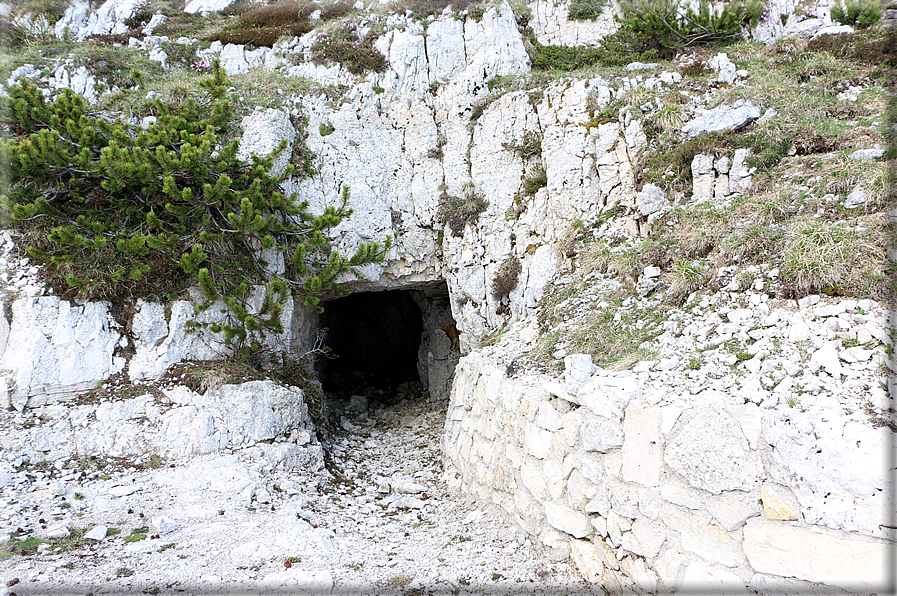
317 289 426 400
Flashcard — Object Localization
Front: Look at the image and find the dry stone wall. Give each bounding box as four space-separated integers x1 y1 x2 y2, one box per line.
442 294 894 593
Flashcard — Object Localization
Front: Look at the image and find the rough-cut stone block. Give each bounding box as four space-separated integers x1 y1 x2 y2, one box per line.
565 469 597 509
661 485 703 510
743 517 890 591
570 539 605 583
580 417 623 452
664 409 764 494
610 483 639 518
621 401 663 487
620 556 658 593
592 536 619 570
761 484 798 521
560 409 585 447
654 547 686 591
544 501 593 538
523 423 554 459
535 401 560 431
667 516 745 567
605 510 631 548
637 183 669 216
705 491 759 531
681 561 747 594
622 518 666 558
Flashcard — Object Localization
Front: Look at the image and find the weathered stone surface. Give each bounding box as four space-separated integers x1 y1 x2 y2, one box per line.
661 484 703 510
529 0 617 46
576 373 640 421
237 108 296 177
0 297 124 410
705 491 759 531
682 101 761 138
621 401 663 487
523 422 554 459
636 184 669 216
543 501 592 538
666 516 745 567
761 484 799 521
12 381 321 471
184 0 237 13
621 518 666 558
764 411 891 537
743 517 890 591
680 561 747 594
580 417 623 452
570 538 605 583
620 556 658 593
54 0 142 41
664 409 764 494
591 536 619 570
84 525 108 540
535 401 560 432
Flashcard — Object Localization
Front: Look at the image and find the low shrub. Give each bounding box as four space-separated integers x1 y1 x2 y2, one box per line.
0 19 30 48
807 28 897 68
529 41 605 71
437 191 488 236
613 0 764 59
567 0 608 21
310 21 388 75
522 164 547 197
208 0 325 47
830 0 881 29
491 257 521 300
12 0 69 20
0 61 390 354
502 130 542 159
391 0 476 18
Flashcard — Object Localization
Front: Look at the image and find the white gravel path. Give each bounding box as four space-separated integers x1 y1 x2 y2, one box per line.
0 396 591 595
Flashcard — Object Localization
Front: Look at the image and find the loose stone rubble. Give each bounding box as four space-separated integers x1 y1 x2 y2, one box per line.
0 393 584 594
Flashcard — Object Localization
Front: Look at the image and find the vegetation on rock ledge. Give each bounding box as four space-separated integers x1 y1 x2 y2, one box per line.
0 61 390 355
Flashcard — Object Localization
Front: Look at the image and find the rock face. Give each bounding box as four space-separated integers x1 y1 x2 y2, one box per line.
54 0 143 41
0 297 124 410
1 380 323 470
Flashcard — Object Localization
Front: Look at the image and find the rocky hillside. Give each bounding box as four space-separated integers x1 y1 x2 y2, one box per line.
0 0 894 593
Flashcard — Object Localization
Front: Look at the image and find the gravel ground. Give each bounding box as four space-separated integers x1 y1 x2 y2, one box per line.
0 395 590 595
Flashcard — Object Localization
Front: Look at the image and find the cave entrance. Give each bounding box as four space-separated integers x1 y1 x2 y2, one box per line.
316 283 459 407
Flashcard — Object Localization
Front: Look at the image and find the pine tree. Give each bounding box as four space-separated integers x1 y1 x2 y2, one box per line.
0 60 391 356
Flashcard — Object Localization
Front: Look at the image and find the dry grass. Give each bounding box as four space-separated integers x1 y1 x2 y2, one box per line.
780 217 886 297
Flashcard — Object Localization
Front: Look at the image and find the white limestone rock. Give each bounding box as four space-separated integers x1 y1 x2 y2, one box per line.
621 401 663 487
530 0 617 46
55 0 143 41
743 517 889 591
237 108 297 177
707 53 737 85
636 184 669 216
84 525 108 540
682 101 761 138
764 411 891 537
184 0 237 13
580 417 623 452
0 297 123 410
543 501 592 538
812 24 854 38
664 408 764 494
